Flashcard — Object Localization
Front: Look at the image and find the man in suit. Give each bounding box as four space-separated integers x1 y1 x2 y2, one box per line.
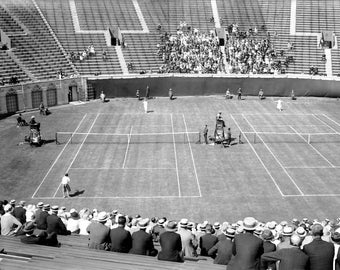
46 206 71 235
86 211 110 250
228 217 264 270
200 224 218 256
110 215 132 253
177 218 198 258
34 202 44 222
130 218 157 256
261 229 276 270
208 227 235 265
158 220 183 263
12 200 26 224
20 221 59 247
277 226 294 250
36 204 50 230
303 223 334 270
261 234 309 270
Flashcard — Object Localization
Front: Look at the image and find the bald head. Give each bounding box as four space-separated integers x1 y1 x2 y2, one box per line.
290 234 302 247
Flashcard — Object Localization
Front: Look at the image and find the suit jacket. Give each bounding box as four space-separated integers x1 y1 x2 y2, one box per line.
335 245 340 270
303 238 334 270
36 211 49 230
12 206 26 224
208 238 233 265
261 247 309 270
130 229 157 256
46 214 71 235
20 234 47 245
200 233 218 256
177 228 197 257
228 232 264 270
110 226 132 253
158 231 183 262
86 221 110 250
262 241 277 270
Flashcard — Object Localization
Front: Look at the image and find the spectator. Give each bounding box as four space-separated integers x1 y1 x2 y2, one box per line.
331 227 340 270
66 208 80 234
36 204 50 230
303 223 334 270
169 88 174 100
258 89 265 100
200 224 218 256
1 204 22 236
225 89 232 99
158 220 183 263
20 221 59 247
177 218 198 257
151 217 166 242
110 215 132 253
228 217 264 270
86 211 110 250
277 226 294 250
261 234 309 270
12 200 26 224
208 227 235 265
130 218 158 256
261 229 276 270
78 208 92 235
46 205 71 235
17 114 28 126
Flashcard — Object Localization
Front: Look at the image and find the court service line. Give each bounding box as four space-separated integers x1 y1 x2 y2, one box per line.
242 114 304 196
122 126 133 169
284 166 339 169
182 114 202 197
289 125 335 167
171 114 181 197
284 194 340 197
230 114 285 197
31 114 88 198
53 113 100 198
33 195 202 200
313 114 340 134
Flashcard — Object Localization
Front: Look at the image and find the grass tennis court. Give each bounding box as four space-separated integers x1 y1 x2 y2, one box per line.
1 96 340 222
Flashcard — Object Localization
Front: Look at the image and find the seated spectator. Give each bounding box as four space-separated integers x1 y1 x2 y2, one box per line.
66 208 80 234
102 49 107 61
158 220 184 263
208 227 235 265
291 89 297 100
258 89 265 100
12 200 26 225
1 204 22 236
17 113 28 126
78 208 92 235
39 103 45 115
152 217 166 242
46 206 71 235
20 221 59 247
130 218 158 256
200 224 218 256
177 218 198 258
110 215 132 253
225 89 232 99
287 42 294 50
89 44 95 56
261 234 308 270
87 211 110 250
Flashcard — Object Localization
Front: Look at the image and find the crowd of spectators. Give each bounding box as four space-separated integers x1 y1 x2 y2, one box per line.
1 198 340 269
0 75 20 85
69 44 96 62
157 23 222 74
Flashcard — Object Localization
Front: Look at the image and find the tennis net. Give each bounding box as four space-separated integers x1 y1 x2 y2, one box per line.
55 131 201 145
241 131 340 144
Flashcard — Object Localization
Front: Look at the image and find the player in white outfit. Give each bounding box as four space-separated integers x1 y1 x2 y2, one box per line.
276 99 283 111
143 98 148 113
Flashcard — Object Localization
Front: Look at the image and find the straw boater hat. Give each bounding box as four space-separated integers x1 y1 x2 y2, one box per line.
243 217 258 231
179 218 189 228
331 228 340 243
158 218 166 226
51 205 59 213
43 204 50 211
166 221 178 232
213 222 221 230
97 212 109 223
295 226 307 238
37 202 44 208
224 228 236 238
138 218 150 229
282 226 294 236
4 204 12 212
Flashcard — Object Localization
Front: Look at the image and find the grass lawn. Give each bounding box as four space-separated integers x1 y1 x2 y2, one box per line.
1 95 340 223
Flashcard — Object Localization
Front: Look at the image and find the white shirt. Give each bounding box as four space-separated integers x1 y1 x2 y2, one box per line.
62 175 70 185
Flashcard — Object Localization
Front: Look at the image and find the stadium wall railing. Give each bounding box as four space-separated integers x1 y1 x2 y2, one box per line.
88 73 340 99
1 74 340 115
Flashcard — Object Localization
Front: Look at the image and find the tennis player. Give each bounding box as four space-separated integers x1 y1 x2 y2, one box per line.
276 99 283 111
143 98 148 113
61 173 71 198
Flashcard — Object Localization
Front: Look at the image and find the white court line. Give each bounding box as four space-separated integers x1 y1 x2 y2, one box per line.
230 114 285 197
182 114 202 197
313 114 340 134
289 125 335 167
33 195 202 200
171 114 181 197
53 113 100 198
70 167 177 170
251 124 325 127
233 113 316 116
92 125 172 127
122 126 133 169
284 194 340 197
242 114 304 196
285 166 340 169
322 114 340 129
31 114 87 198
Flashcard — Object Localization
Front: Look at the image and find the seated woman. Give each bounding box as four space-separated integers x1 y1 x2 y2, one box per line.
17 113 28 126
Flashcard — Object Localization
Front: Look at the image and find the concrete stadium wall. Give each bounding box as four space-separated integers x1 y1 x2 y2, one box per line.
0 77 86 114
88 75 340 99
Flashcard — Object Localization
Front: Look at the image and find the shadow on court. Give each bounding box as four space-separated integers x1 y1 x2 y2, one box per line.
69 189 85 197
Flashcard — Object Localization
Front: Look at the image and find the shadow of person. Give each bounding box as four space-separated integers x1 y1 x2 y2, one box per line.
69 190 85 197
